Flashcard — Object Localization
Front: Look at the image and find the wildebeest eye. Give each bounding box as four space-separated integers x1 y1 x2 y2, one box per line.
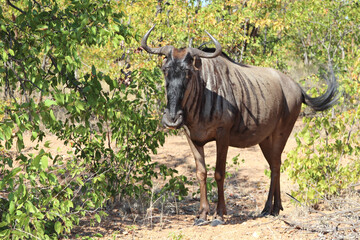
161 64 169 71
162 66 171 72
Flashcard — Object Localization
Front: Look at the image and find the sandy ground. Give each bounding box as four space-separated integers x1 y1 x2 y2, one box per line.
71 120 329 239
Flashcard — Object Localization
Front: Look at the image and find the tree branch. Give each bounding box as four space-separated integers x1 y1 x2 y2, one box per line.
4 64 17 104
32 0 42 8
7 61 28 100
9 56 44 92
7 0 25 14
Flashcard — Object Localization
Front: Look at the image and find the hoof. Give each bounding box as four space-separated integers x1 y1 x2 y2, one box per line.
260 210 271 217
260 210 280 217
194 218 210 226
271 211 280 217
211 219 224 227
261 203 283 217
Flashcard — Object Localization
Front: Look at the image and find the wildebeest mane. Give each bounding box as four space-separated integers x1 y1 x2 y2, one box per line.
199 47 248 67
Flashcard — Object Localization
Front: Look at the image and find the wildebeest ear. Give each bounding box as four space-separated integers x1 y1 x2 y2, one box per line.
193 56 202 70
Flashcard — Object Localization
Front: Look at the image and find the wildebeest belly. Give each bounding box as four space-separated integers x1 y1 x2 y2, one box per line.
186 117 279 148
186 100 282 148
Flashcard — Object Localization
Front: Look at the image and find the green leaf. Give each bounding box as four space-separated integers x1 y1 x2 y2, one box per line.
16 138 24 151
76 177 84 186
2 51 8 62
37 24 48 31
25 201 36 213
57 62 63 72
33 155 41 169
0 221 9 228
75 101 85 112
94 214 101 223
66 188 73 197
40 155 48 170
64 200 74 209
10 167 21 177
31 131 38 140
0 229 10 238
18 184 26 198
49 110 56 121
330 185 337 194
2 126 12 140
13 113 20 125
303 131 313 145
8 49 14 56
0 131 4 141
9 201 15 214
44 140 51 148
54 221 62 234
113 24 120 32
44 99 57 107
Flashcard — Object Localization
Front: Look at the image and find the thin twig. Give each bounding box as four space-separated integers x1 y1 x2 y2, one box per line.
7 62 29 102
280 196 360 237
7 0 25 14
281 218 335 234
14 228 41 240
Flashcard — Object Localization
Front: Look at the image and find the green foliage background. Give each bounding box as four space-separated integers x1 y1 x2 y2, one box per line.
0 0 359 238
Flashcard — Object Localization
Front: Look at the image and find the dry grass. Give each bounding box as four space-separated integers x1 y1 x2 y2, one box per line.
280 190 360 239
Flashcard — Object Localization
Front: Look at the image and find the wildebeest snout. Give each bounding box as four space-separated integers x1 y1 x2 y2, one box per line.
162 109 184 129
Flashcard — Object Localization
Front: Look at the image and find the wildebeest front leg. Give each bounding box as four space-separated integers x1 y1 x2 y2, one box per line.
185 134 209 224
213 128 229 225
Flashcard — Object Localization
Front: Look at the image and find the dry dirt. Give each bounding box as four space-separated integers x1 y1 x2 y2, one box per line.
70 120 342 240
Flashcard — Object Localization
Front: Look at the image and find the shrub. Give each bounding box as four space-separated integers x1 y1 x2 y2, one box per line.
284 73 360 204
0 2 188 239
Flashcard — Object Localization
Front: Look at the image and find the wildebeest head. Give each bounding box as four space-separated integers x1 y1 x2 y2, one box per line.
141 25 222 129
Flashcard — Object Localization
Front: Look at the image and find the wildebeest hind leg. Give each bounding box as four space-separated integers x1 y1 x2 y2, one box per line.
259 128 292 216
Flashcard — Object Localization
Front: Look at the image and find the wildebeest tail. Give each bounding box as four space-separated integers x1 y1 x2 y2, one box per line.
301 64 339 111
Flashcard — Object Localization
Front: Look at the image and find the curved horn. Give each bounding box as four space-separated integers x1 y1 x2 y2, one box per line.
190 30 222 58
141 25 173 55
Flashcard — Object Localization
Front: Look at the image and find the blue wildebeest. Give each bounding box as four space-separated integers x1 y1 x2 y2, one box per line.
141 26 338 226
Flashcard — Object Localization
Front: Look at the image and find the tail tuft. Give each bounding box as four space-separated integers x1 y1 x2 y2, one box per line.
301 63 340 111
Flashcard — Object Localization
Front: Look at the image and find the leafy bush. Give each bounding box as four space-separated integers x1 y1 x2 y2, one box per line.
284 108 360 204
284 72 360 204
0 1 188 239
